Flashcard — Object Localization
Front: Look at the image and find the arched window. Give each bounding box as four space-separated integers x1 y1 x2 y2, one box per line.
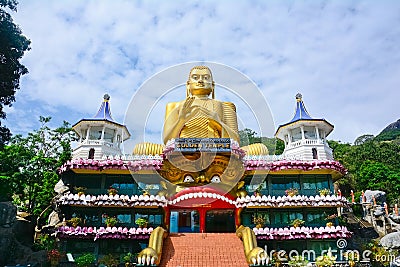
312 148 318 159
88 148 95 159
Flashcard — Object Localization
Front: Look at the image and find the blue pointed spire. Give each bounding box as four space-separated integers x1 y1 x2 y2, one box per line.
290 93 313 123
94 94 113 121
275 93 334 140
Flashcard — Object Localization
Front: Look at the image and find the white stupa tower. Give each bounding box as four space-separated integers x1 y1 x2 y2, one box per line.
71 94 130 160
275 93 334 160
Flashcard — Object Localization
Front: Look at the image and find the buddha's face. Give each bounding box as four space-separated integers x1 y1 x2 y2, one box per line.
187 68 214 96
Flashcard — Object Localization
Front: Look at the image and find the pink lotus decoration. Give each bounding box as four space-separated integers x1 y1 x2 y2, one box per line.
235 194 348 208
253 225 352 240
243 159 346 175
57 193 168 207
58 157 163 174
56 226 153 241
59 157 346 176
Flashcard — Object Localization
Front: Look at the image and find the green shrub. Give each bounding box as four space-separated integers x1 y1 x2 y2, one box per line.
75 253 96 267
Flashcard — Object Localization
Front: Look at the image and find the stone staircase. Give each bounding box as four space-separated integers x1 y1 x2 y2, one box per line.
159 233 248 267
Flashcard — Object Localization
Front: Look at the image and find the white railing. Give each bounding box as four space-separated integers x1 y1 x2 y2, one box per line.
243 154 305 161
82 139 118 148
287 139 328 149
101 154 163 161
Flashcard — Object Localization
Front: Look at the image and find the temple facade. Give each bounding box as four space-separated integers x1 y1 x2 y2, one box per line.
55 67 349 266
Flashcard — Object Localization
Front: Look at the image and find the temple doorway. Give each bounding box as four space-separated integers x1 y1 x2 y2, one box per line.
170 210 200 233
205 209 235 233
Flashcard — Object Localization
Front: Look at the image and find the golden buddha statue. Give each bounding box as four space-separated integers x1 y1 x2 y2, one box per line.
133 66 268 157
163 66 239 143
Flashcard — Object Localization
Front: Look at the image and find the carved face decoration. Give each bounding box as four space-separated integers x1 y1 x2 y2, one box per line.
159 155 244 197
187 68 214 96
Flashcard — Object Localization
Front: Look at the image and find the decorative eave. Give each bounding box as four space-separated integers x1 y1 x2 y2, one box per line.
72 119 131 141
58 158 163 174
59 158 346 181
56 193 168 207
243 159 347 179
275 119 334 141
253 225 352 240
235 194 348 208
56 226 153 240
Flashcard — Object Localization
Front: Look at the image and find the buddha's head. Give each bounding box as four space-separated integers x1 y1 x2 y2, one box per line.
186 66 215 97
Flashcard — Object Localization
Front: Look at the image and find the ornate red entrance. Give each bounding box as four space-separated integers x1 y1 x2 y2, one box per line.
164 187 239 233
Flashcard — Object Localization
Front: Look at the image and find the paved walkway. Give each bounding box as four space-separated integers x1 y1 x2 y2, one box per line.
159 233 248 267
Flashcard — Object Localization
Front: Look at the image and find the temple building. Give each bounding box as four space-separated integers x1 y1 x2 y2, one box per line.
54 66 349 266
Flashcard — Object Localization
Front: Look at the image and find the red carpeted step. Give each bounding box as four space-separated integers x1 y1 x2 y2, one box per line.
159 233 248 267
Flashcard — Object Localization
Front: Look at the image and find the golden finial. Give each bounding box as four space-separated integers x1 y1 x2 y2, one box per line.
103 94 110 102
295 93 302 102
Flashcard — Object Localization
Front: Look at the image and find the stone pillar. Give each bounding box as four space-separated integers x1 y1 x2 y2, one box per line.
315 126 320 140
199 209 207 233
101 126 105 140
86 126 91 140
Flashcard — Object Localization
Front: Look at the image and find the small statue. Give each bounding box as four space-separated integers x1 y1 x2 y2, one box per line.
372 195 377 206
350 190 355 203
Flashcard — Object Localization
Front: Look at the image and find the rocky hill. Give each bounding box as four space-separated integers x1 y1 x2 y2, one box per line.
375 119 400 141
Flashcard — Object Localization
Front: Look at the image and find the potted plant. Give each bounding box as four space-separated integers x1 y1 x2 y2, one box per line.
288 256 308 267
47 249 62 267
74 186 87 196
75 253 96 267
319 188 331 196
271 251 288 267
253 214 266 228
123 252 137 267
291 218 305 228
108 186 118 196
285 188 298 197
103 215 118 227
67 217 82 228
98 254 119 267
142 189 150 196
315 249 336 267
344 251 359 267
135 217 148 228
254 184 263 196
325 214 337 227
364 240 393 267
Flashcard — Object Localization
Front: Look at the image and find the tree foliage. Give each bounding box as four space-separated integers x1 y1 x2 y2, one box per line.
0 0 31 145
239 128 284 155
354 134 374 146
375 129 400 142
0 117 76 215
328 138 400 204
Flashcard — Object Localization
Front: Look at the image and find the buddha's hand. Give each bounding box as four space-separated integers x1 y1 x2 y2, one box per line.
178 97 195 120
190 105 220 121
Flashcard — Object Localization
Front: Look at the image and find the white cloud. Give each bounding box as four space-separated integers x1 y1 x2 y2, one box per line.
5 0 400 149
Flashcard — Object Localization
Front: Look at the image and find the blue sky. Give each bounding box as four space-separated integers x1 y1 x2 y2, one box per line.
5 0 400 152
